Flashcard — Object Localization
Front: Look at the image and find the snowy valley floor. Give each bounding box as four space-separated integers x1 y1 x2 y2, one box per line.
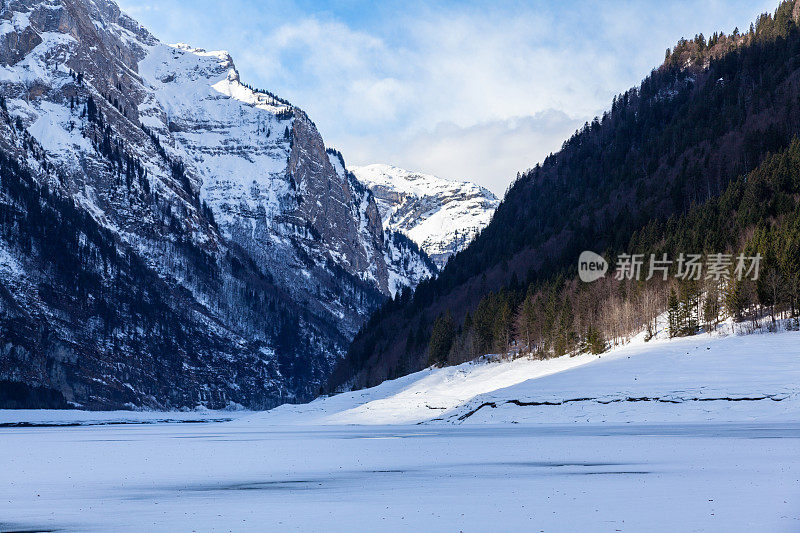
1 330 799 531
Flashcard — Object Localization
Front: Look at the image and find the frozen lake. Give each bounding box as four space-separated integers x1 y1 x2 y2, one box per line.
2 419 798 532
4 329 799 530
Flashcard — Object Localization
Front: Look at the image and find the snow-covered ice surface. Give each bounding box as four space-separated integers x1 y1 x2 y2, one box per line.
2 330 799 531
1 421 798 531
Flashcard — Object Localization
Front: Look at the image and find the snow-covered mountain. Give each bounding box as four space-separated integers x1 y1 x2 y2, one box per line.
0 0 432 409
351 164 499 269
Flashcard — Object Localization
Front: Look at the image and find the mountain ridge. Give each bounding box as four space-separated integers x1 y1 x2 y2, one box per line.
0 0 432 409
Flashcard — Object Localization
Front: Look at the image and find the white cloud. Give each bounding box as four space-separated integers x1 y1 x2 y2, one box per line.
340 111 584 195
120 4 159 15
235 17 411 129
118 0 781 194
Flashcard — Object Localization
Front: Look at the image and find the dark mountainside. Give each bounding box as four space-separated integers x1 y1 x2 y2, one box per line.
0 0 433 409
334 1 800 390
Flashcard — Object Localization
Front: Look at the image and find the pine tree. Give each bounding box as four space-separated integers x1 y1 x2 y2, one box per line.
492 293 512 354
668 288 680 338
585 326 606 354
680 281 700 335
428 311 455 366
462 311 472 333
703 281 722 332
725 278 748 321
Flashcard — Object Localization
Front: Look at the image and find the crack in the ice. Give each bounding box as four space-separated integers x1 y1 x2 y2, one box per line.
0 525 56 533
457 394 789 420
0 418 233 428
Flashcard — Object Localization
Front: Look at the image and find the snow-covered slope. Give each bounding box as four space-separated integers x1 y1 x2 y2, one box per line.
248 328 800 426
352 164 499 269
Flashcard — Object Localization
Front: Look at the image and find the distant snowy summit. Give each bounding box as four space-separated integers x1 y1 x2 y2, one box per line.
351 164 499 269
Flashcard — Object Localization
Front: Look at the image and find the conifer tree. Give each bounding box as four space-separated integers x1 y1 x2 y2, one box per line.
428 311 455 366
668 288 680 338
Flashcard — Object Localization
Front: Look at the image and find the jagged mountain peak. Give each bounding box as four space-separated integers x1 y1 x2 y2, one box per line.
351 163 499 269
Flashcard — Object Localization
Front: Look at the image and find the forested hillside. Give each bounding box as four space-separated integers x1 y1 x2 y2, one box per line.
332 0 800 390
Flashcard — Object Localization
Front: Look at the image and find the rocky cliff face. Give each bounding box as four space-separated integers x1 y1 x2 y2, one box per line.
0 0 429 409
352 164 499 269
327 151 435 296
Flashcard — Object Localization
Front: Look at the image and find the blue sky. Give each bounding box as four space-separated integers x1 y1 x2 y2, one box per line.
118 0 778 194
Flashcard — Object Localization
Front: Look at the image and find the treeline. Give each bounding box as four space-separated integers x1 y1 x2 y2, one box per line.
239 81 293 108
331 1 800 390
427 137 800 366
664 0 798 67
385 230 437 275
